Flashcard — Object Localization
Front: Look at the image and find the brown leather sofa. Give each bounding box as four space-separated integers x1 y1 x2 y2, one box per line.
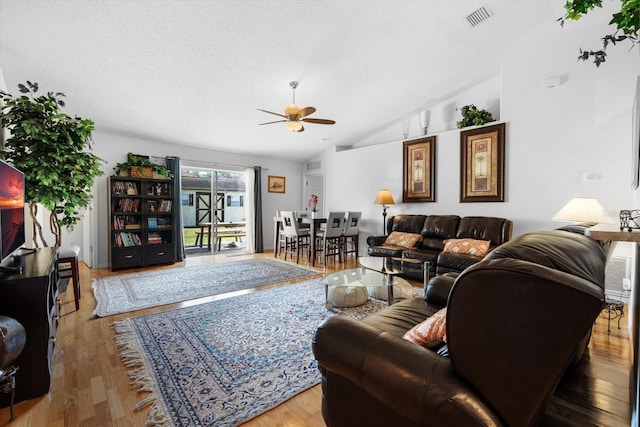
367 214 513 277
313 229 606 426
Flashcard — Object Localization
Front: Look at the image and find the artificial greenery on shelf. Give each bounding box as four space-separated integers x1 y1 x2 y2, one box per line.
114 152 173 178
558 0 639 67
0 81 104 247
456 105 495 129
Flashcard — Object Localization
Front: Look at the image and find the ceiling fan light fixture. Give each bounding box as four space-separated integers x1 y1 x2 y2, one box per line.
285 121 303 132
258 81 334 132
285 103 301 116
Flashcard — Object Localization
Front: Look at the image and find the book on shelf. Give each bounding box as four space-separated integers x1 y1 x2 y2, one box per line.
112 180 139 195
157 217 171 228
159 199 172 212
147 231 163 245
116 198 141 213
114 215 141 230
114 231 143 247
147 217 158 229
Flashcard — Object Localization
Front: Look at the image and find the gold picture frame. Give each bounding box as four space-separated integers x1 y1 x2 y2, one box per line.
267 175 286 193
460 123 505 202
403 136 436 203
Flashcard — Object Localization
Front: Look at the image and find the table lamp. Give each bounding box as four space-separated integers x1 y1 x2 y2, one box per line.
374 189 395 234
551 197 613 226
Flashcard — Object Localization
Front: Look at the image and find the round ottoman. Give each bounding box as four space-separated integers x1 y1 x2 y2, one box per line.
368 277 414 301
326 286 369 309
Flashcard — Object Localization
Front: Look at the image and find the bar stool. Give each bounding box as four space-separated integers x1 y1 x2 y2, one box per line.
315 211 346 265
58 246 81 311
281 211 311 263
342 211 362 260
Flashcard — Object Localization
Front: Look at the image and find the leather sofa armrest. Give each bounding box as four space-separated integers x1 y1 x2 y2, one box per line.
446 258 604 426
424 273 458 306
366 235 387 246
313 316 500 426
436 252 482 274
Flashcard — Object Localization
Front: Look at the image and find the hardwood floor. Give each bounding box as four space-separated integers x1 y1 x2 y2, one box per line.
0 252 631 426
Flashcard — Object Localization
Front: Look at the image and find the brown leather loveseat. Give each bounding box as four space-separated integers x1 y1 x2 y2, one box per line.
367 214 513 277
313 229 606 426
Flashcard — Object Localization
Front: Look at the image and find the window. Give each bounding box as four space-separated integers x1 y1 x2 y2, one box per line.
227 194 244 207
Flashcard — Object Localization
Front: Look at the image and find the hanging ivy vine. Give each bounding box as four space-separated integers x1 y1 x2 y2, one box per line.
557 0 639 67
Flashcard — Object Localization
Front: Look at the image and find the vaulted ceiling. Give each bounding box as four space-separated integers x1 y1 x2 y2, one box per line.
0 1 562 161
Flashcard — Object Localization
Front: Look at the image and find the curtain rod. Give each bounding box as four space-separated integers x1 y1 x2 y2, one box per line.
152 155 268 171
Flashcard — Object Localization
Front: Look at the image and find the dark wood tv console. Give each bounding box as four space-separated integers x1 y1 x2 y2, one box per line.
0 247 58 407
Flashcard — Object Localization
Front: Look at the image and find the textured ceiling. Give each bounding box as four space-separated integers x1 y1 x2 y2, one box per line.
0 1 560 161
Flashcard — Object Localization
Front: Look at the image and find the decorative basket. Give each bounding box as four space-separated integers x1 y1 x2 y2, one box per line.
130 166 153 178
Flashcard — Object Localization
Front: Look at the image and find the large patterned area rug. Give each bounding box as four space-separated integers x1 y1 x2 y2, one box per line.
114 278 395 426
92 258 318 317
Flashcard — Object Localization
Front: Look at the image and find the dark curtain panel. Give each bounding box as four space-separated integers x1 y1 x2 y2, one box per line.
253 166 263 253
167 157 185 261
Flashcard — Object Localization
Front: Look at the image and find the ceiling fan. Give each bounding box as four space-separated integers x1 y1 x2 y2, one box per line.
258 81 335 132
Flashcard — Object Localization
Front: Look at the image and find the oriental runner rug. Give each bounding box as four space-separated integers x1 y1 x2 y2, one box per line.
92 258 318 317
114 278 393 426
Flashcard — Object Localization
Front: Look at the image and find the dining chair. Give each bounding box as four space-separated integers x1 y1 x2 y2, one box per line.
294 211 311 229
315 211 345 265
275 211 288 257
342 211 362 260
281 211 311 263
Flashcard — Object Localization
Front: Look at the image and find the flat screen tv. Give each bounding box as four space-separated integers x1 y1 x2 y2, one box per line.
0 159 25 264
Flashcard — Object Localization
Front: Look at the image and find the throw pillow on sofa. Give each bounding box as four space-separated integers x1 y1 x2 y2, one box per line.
403 307 447 347
442 238 490 257
384 231 423 249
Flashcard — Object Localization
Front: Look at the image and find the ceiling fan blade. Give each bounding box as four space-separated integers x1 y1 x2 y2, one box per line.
297 106 316 119
297 124 305 132
258 119 287 125
257 108 287 118
302 118 336 125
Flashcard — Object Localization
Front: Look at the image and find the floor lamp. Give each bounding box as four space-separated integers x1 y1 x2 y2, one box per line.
374 189 395 235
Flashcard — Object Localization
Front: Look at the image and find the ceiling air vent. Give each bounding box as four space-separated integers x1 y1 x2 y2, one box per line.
466 6 492 27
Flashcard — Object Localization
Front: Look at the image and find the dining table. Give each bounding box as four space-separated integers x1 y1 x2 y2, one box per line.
273 215 326 266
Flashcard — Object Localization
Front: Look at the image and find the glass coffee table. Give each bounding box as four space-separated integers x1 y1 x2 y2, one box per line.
321 256 431 309
359 256 431 302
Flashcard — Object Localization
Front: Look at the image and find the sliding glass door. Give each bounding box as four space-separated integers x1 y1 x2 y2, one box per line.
180 167 248 255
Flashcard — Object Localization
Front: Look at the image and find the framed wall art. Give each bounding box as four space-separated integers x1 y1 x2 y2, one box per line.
460 123 505 202
267 175 286 193
403 136 436 203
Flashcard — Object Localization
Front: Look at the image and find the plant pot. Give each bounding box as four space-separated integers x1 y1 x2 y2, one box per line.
131 166 153 178
153 172 169 179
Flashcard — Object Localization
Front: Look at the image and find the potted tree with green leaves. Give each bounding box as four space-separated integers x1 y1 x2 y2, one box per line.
0 81 103 247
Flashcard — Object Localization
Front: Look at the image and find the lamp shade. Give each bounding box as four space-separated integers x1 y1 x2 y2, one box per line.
285 103 301 116
285 121 303 132
551 197 613 225
374 189 395 205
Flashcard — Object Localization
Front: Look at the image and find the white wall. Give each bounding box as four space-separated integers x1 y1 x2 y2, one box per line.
307 6 640 253
84 132 304 268
58 4 640 267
